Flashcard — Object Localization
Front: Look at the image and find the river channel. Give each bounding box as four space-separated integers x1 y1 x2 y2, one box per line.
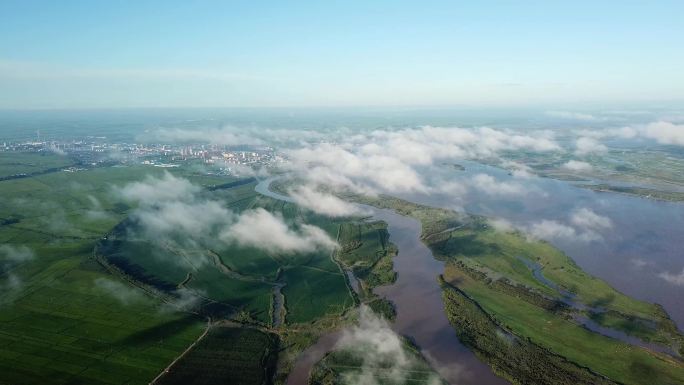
255 177 509 385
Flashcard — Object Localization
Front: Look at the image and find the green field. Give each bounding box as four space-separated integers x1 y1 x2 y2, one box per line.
157 326 279 385
0 161 240 385
0 155 368 384
0 245 206 385
0 152 74 179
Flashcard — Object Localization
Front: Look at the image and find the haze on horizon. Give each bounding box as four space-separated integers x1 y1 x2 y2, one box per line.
1 0 683 110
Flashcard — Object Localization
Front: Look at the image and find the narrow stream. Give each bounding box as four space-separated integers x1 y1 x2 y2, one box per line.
256 177 508 385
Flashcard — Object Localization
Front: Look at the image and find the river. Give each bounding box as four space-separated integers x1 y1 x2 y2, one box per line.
256 177 509 385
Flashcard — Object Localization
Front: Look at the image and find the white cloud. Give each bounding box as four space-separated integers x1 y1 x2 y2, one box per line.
287 143 427 194
470 174 526 197
143 125 560 199
0 245 35 262
521 208 612 243
488 218 515 233
579 120 684 147
570 208 612 232
574 137 607 156
116 174 336 256
0 245 33 304
134 200 233 242
288 185 369 217
161 287 206 313
562 160 593 172
500 160 535 178
116 172 199 205
659 268 684 286
642 121 684 146
94 278 146 305
221 208 337 254
335 306 442 385
526 220 586 242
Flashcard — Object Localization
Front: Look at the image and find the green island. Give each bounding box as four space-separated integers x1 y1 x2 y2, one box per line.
348 193 684 385
577 183 684 202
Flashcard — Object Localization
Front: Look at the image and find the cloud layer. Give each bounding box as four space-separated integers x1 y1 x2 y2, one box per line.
220 208 337 253
115 173 337 259
493 208 613 244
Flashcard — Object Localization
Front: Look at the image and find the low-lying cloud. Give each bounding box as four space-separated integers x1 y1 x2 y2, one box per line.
220 208 337 253
288 185 369 217
659 268 684 286
562 160 593 172
470 173 527 197
334 306 442 385
115 172 200 205
492 208 612 243
642 121 684 146
94 277 147 305
570 207 612 233
281 125 559 196
0 245 34 304
115 173 337 259
0 244 35 263
575 137 608 156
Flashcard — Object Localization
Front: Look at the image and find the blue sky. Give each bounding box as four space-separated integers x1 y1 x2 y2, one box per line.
1 1 683 109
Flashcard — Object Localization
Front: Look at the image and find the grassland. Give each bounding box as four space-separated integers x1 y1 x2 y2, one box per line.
156 325 279 385
351 194 684 385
